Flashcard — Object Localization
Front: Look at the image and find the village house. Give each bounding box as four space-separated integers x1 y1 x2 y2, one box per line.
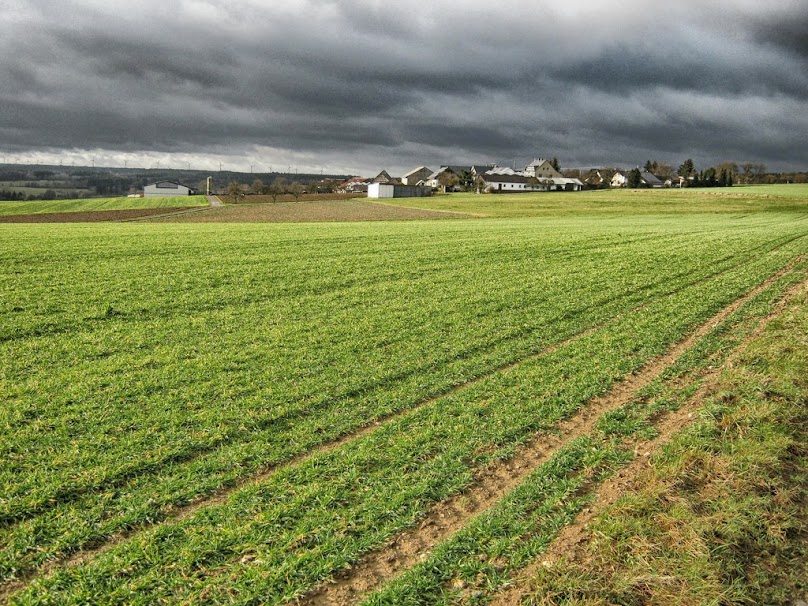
611 170 667 188
479 171 583 193
640 171 664 188
426 165 496 189
373 170 400 184
400 166 432 186
338 176 372 193
523 158 563 180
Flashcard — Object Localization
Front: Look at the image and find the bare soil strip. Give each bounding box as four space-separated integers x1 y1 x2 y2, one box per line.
296 266 799 606
0 264 795 602
0 207 195 223
145 199 474 222
489 275 808 606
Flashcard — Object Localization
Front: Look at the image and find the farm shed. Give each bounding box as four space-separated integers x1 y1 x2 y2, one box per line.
368 183 432 198
143 181 195 197
549 177 584 191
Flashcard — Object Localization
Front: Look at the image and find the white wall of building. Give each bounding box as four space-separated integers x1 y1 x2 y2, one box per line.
144 182 192 197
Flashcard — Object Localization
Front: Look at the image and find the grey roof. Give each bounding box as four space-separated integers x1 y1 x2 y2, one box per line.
402 166 432 178
470 165 496 174
640 172 663 185
428 165 495 180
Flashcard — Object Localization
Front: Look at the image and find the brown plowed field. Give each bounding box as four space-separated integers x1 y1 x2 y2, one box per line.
147 199 473 222
0 208 194 223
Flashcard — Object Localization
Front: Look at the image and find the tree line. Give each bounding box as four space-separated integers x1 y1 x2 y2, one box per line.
224 177 345 203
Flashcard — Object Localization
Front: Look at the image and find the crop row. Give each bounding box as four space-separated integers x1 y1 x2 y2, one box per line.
1 220 803 583
7 229 806 603
0 196 209 217
361 266 806 605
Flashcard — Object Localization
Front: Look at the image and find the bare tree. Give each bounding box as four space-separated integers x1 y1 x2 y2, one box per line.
287 181 305 200
251 179 266 195
437 171 458 193
716 162 739 181
654 163 673 178
744 162 767 184
226 181 245 203
268 178 287 202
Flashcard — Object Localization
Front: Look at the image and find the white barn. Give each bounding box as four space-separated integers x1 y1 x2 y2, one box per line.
143 181 195 197
368 183 432 198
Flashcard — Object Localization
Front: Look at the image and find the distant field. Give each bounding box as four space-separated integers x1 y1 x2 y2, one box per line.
241 193 365 203
0 186 93 198
730 183 808 197
382 184 808 218
1 190 806 604
0 195 209 216
150 198 472 222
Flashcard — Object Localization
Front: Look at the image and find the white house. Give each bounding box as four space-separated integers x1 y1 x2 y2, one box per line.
143 181 194 197
611 170 666 188
611 171 628 188
480 172 583 193
480 173 548 192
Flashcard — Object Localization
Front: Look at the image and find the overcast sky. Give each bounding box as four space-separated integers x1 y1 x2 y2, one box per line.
2 0 807 176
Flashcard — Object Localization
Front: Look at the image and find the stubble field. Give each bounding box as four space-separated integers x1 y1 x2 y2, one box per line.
1 187 806 605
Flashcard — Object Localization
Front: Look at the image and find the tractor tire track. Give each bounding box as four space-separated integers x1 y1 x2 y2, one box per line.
489 273 808 606
6 232 797 527
0 256 800 601
295 264 802 606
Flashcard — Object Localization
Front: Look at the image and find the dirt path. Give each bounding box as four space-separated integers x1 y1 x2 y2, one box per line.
489 275 808 606
295 267 800 606
207 195 223 207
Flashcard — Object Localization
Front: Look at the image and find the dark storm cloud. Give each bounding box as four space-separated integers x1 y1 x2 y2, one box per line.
549 43 808 99
752 7 808 60
2 0 807 173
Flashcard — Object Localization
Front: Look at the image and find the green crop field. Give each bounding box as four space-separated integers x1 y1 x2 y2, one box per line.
383 184 808 218
0 195 208 217
1 187 807 605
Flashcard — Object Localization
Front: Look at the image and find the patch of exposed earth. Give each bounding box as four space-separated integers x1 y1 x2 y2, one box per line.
0 208 195 223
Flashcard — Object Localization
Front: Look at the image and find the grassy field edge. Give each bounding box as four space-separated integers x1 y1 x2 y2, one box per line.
520 281 808 606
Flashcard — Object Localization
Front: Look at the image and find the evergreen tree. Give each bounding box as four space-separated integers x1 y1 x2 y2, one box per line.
678 159 695 178
627 167 643 188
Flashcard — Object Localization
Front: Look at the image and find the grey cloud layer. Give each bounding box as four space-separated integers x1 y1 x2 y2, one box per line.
2 0 807 172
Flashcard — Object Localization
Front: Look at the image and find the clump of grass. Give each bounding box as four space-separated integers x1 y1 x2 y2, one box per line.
527 292 808 606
